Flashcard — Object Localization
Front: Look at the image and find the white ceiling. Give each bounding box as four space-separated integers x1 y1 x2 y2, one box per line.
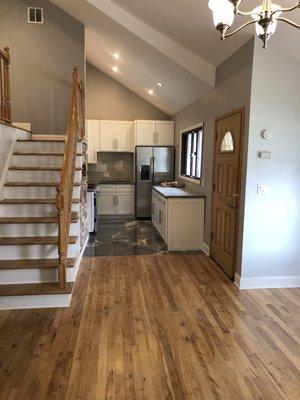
50 0 300 115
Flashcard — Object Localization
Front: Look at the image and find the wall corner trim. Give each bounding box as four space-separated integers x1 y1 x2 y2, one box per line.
202 242 210 256
234 272 300 289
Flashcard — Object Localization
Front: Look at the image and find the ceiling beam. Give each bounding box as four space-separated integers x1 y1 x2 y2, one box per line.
87 0 216 87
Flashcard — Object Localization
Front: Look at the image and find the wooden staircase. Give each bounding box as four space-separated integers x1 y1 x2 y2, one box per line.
0 136 84 309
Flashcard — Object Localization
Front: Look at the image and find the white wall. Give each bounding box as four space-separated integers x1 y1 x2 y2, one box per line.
239 38 300 287
174 39 254 253
0 124 29 199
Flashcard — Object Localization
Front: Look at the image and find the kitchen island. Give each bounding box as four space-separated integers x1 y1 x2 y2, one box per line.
152 186 205 251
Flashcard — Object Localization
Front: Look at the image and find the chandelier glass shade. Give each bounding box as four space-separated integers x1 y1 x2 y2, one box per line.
208 0 300 48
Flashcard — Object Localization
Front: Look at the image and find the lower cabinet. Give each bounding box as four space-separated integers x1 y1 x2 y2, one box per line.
152 192 167 242
152 189 205 251
97 193 115 215
97 185 135 216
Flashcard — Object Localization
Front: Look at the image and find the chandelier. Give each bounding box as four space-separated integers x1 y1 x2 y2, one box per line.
208 0 300 48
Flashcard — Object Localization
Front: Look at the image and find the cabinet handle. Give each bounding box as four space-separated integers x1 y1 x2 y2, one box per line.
116 195 118 206
113 195 116 206
159 210 162 223
115 138 118 150
153 132 156 144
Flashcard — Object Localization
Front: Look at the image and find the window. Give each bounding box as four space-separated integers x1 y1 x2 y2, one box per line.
220 131 234 152
180 123 203 184
28 7 44 24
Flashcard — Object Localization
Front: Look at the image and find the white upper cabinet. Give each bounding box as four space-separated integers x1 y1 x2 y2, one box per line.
134 120 174 146
115 121 133 152
135 120 157 146
156 121 174 146
99 120 115 152
86 120 134 160
86 120 100 164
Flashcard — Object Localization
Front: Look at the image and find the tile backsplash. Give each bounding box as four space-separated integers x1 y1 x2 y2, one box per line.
88 152 134 184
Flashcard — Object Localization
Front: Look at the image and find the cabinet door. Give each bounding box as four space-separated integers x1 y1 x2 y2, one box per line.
135 120 156 146
156 202 167 242
115 121 133 152
156 121 174 146
151 195 158 228
99 121 116 151
159 206 167 242
87 120 100 163
97 193 116 215
116 193 135 215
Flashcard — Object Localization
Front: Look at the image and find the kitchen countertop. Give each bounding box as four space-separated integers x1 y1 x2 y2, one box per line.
153 186 205 199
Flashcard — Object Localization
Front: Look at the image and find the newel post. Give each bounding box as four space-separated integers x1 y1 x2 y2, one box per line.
3 47 11 123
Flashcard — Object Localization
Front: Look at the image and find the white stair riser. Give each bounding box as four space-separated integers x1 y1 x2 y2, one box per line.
0 203 79 217
0 222 80 237
16 142 64 153
4 186 81 199
15 141 82 153
11 155 83 168
0 294 71 310
0 267 75 284
0 242 80 259
8 170 82 182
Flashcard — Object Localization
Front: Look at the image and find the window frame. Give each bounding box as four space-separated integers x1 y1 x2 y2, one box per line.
179 122 204 185
27 7 44 24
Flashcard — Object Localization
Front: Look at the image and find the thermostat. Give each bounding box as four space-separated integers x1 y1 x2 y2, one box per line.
261 130 271 140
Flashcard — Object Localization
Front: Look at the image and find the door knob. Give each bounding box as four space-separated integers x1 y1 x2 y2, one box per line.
226 202 236 209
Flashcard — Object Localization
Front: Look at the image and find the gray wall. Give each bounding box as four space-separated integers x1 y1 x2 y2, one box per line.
87 63 170 120
241 39 300 280
0 0 85 134
174 39 254 253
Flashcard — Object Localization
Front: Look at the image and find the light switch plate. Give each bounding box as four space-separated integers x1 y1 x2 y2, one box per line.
257 184 269 194
258 151 272 159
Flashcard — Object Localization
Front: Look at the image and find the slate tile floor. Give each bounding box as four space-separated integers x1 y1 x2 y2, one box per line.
83 219 168 257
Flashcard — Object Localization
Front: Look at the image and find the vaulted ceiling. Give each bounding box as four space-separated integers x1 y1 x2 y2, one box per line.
51 0 300 115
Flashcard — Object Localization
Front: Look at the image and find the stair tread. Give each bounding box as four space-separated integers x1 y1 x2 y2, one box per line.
0 212 78 224
4 182 81 187
13 152 83 156
0 198 80 204
0 258 75 269
9 166 82 171
0 236 77 245
0 282 73 296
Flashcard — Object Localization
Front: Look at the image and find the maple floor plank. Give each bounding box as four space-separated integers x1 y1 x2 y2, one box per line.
0 254 299 399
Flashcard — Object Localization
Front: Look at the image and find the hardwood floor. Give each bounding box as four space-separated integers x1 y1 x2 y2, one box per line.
0 253 299 399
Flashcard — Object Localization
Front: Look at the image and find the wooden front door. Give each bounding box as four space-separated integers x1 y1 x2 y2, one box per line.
210 108 244 278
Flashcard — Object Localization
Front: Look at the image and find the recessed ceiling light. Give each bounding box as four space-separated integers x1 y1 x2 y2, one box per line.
156 82 164 88
113 53 120 60
112 66 118 73
148 89 154 95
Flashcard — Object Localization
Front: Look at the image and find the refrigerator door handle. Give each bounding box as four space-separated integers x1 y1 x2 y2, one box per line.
150 156 155 184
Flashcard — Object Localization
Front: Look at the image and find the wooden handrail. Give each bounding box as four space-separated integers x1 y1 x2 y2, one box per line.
0 47 11 124
56 67 84 289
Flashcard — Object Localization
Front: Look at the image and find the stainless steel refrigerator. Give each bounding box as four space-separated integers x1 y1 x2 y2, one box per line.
135 146 175 218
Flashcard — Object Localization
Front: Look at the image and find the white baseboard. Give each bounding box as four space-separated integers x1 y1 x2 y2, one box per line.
202 242 210 256
234 272 300 289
